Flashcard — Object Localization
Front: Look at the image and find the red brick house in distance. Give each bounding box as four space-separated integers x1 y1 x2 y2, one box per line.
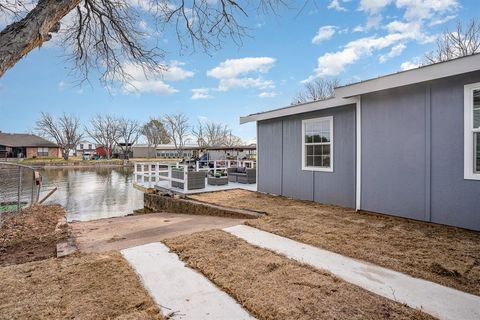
0 132 61 159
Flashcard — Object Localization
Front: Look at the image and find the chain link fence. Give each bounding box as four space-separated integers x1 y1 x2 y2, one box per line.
0 162 40 219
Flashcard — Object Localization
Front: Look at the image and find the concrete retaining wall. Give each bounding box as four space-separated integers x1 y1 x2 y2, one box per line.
144 193 261 219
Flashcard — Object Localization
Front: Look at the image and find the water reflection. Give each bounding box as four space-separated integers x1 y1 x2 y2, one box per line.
40 167 143 221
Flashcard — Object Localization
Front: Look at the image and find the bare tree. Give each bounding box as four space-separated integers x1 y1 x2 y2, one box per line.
224 131 244 147
85 114 119 159
292 78 340 105
163 113 190 158
115 118 141 159
192 120 242 147
425 19 480 64
142 118 170 158
35 112 83 160
0 0 285 83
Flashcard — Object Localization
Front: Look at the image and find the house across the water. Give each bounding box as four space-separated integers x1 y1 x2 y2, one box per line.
0 132 61 159
241 54 480 231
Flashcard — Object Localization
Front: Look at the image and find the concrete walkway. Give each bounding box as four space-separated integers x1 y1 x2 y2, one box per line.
71 212 246 252
224 225 480 320
122 242 255 320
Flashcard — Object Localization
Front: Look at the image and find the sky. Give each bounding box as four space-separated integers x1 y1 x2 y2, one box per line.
0 0 479 143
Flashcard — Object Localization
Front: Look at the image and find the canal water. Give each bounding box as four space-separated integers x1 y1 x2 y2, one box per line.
39 167 144 221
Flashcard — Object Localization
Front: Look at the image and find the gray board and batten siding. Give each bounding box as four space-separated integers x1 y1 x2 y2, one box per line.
257 71 480 231
257 104 356 208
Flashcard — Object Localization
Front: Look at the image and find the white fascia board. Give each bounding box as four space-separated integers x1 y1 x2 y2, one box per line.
240 97 357 124
335 54 480 98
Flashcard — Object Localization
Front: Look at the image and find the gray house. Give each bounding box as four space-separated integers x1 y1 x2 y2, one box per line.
241 54 480 231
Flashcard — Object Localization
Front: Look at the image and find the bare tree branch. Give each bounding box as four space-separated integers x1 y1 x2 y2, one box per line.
292 78 340 105
85 114 119 159
114 117 141 159
424 18 480 64
35 112 83 160
0 0 287 84
163 112 190 157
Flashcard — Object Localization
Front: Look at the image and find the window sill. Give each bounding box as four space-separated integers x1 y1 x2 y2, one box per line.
464 173 480 181
302 166 334 173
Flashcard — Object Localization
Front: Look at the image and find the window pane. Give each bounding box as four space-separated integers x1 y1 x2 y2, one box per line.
474 89 480 129
306 156 313 167
313 156 322 167
323 144 330 156
475 132 480 173
306 145 314 156
323 156 331 167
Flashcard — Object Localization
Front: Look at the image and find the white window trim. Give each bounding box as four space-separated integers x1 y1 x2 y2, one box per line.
301 116 334 172
464 82 480 180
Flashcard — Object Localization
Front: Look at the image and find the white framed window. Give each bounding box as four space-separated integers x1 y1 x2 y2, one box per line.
37 147 49 157
464 82 480 180
302 116 333 172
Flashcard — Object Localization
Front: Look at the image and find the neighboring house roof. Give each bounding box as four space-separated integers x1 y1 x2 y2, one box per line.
133 144 201 150
205 144 257 150
241 53 480 124
0 132 58 147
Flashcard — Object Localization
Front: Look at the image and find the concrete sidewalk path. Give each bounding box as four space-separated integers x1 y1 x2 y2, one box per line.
224 225 480 320
121 242 255 320
72 212 246 253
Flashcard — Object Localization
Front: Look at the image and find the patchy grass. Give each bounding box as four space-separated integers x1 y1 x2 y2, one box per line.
189 190 480 296
0 252 163 320
166 230 432 320
0 204 66 266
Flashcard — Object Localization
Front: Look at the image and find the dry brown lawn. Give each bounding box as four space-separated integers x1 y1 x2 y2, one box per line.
0 204 66 266
166 230 432 320
189 190 480 296
0 252 163 320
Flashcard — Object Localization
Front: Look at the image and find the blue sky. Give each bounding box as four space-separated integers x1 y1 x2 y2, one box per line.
0 0 478 142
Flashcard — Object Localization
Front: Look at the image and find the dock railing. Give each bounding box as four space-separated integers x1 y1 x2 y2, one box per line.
133 159 256 191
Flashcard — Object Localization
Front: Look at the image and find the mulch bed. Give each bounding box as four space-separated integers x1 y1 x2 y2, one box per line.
166 230 432 320
0 252 164 320
190 190 480 296
0 204 67 266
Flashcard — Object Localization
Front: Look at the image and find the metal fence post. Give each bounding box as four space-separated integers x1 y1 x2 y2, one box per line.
17 167 22 213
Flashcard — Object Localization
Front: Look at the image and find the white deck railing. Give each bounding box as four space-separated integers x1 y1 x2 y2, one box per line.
133 160 256 191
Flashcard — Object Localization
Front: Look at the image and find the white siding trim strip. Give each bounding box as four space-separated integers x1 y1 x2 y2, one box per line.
225 225 480 320
355 97 361 210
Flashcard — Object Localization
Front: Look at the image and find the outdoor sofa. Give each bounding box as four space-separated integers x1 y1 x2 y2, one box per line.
227 167 256 184
171 169 205 190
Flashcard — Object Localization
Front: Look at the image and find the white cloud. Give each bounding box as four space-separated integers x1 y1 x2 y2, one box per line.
379 43 406 62
207 57 275 79
258 91 278 98
163 60 194 81
359 0 392 14
58 81 65 91
328 0 347 12
217 77 274 92
207 57 276 92
304 21 430 81
191 88 212 100
400 59 420 70
429 14 456 26
312 26 337 44
395 0 459 21
120 61 193 94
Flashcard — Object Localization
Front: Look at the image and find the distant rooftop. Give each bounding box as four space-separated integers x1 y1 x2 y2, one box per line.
0 132 58 147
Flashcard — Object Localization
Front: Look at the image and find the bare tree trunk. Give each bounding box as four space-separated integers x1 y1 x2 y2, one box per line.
0 0 80 77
